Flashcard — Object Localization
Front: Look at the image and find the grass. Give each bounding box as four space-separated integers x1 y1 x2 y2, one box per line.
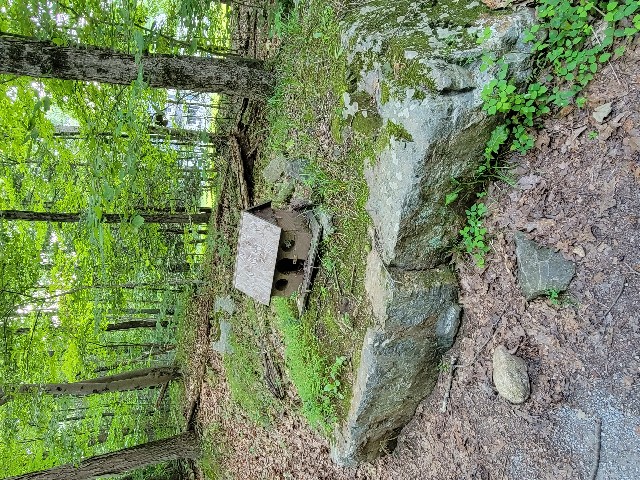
199 422 230 480
271 298 346 433
256 0 379 433
223 300 281 426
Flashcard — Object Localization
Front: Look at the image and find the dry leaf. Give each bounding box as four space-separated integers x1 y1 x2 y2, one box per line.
535 132 551 150
598 125 615 141
558 105 575 118
572 246 586 258
568 125 588 144
598 179 618 215
517 174 542 190
609 111 631 127
592 102 613 123
623 136 640 153
579 226 597 243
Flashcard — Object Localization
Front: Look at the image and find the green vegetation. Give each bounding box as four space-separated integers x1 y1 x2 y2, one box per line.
459 201 490 269
272 298 346 433
199 422 229 480
0 0 232 477
546 289 561 306
213 0 377 437
481 0 640 157
457 0 639 267
223 301 281 426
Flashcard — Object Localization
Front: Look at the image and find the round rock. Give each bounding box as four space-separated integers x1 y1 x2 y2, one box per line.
492 345 530 404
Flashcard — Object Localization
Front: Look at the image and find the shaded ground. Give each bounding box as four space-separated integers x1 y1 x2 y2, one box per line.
366 35 640 479
190 9 640 480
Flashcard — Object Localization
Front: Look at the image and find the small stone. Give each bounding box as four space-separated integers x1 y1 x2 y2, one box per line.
262 153 286 184
211 320 234 354
492 345 530 404
214 295 236 315
572 245 586 258
592 102 612 123
284 158 310 182
315 208 335 237
514 232 575 300
435 304 462 351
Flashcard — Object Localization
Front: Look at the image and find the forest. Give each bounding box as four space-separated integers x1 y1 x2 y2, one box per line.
0 0 251 477
5 0 640 477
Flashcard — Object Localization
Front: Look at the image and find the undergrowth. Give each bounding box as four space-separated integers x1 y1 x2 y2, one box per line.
482 0 639 156
272 298 346 434
257 0 371 435
223 300 280 426
459 0 639 268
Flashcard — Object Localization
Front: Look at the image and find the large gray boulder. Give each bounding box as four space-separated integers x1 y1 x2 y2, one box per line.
332 1 537 467
332 249 458 466
345 1 536 269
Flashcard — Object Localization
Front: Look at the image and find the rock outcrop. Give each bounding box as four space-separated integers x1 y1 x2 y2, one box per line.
332 0 537 466
332 250 458 466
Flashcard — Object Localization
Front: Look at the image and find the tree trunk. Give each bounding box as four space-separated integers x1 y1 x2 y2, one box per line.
93 345 176 373
105 320 169 331
55 124 228 147
6 431 199 480
0 33 273 98
0 210 210 224
121 308 175 315
0 367 179 406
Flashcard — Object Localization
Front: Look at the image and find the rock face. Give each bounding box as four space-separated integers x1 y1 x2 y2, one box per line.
514 232 576 300
345 1 536 269
332 250 458 466
436 304 463 351
332 1 537 467
492 345 530 404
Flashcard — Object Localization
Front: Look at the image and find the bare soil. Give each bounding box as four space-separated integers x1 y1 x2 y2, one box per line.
192 16 640 480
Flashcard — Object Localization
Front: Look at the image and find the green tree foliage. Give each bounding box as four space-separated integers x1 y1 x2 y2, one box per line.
0 0 232 476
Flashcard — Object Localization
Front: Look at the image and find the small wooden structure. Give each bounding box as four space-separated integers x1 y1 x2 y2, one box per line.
233 202 313 305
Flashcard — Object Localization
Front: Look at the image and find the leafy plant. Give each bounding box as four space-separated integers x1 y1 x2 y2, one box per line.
480 0 639 159
323 356 346 400
546 289 561 305
460 202 490 268
454 0 639 268
437 359 451 373
588 130 599 139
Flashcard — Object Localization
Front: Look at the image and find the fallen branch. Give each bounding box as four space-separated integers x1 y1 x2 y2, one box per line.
440 355 458 413
333 269 343 296
261 346 285 400
601 277 626 322
590 417 602 480
623 263 640 276
591 27 622 86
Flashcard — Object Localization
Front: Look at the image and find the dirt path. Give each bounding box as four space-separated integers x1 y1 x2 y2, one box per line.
195 28 640 480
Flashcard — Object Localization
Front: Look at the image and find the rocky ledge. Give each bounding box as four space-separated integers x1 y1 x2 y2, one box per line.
331 0 536 466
